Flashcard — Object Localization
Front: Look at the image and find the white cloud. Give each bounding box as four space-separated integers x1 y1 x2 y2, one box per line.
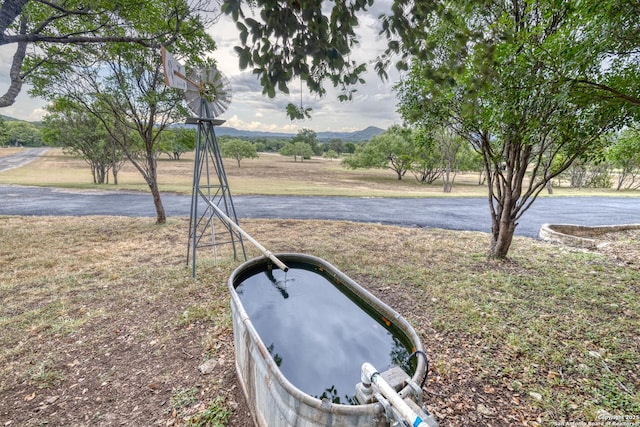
209 5 403 133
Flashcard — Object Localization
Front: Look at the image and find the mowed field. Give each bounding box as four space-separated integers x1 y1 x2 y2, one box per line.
2 147 635 197
0 147 639 427
0 147 489 197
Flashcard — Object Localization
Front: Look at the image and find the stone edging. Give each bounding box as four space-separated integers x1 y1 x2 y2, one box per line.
539 223 640 249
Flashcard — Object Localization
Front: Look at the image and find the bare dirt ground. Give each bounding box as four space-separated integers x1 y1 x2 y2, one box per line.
589 229 640 269
0 147 25 158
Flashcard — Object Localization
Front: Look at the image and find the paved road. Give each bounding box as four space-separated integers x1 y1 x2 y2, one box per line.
0 148 49 172
1 185 639 238
1 148 639 237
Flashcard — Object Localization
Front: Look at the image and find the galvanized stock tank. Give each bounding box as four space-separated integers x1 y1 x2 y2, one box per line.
228 253 432 427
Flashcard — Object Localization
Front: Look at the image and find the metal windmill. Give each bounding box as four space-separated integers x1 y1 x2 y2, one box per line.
162 48 246 277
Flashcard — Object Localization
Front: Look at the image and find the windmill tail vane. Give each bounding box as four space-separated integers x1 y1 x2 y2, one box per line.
161 46 231 118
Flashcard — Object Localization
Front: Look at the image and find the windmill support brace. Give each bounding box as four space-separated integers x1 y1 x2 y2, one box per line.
204 199 289 272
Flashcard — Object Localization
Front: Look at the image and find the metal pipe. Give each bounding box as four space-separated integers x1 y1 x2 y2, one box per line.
203 199 289 272
361 362 428 427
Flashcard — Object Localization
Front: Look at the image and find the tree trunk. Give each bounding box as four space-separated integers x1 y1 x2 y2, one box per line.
136 148 166 224
110 143 120 184
146 152 166 224
486 131 527 259
490 212 516 258
145 171 166 224
150 181 166 224
478 169 486 185
544 158 554 194
96 165 106 184
443 165 452 193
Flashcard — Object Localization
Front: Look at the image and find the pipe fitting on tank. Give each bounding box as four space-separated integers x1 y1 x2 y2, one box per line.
361 363 381 392
355 366 374 404
361 362 431 427
361 368 372 389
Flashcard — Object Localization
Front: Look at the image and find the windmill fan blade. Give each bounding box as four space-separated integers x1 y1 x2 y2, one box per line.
184 66 232 118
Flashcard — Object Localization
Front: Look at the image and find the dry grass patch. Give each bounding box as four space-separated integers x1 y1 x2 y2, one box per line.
0 147 26 158
3 148 639 197
0 149 94 186
0 149 492 197
1 216 638 426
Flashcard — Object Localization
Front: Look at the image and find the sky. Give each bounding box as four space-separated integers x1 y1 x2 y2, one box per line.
0 2 403 133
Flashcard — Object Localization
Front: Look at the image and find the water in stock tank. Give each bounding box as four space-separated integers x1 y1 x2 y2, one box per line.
234 261 415 404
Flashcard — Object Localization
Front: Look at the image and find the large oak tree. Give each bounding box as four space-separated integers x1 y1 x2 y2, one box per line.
27 1 216 224
392 1 630 257
224 0 639 258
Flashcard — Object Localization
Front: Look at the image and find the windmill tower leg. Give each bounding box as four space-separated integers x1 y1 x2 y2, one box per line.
186 101 246 277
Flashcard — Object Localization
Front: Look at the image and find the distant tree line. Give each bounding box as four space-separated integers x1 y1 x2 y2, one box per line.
341 125 482 192
4 115 640 194
41 100 198 185
218 128 356 164
0 117 43 147
216 122 640 194
340 124 640 194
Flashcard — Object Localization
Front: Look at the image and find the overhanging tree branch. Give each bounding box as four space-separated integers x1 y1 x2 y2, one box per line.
4 32 167 47
0 0 195 107
0 0 28 39
0 16 26 108
572 79 640 106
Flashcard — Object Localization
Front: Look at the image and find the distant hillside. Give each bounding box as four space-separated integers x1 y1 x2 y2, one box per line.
315 126 384 141
0 115 43 127
2 113 384 142
215 125 384 142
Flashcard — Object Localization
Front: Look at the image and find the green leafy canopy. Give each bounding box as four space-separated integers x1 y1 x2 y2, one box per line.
222 0 372 116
